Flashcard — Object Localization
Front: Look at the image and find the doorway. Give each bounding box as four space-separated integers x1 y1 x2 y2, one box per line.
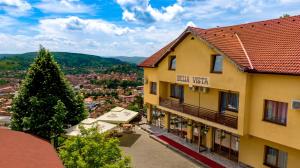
212 129 239 161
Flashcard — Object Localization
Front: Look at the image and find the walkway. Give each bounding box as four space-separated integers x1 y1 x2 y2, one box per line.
140 124 242 168
157 135 225 168
119 127 203 168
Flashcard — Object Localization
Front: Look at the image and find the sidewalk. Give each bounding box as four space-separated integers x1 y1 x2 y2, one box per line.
140 124 242 168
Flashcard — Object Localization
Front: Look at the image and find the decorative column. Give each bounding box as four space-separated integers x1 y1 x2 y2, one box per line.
205 126 213 152
147 104 153 124
164 111 170 131
186 119 193 143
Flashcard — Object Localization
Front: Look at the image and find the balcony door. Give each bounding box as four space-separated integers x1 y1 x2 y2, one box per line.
170 84 184 103
219 92 239 113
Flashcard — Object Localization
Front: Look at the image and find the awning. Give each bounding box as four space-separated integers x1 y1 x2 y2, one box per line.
0 115 11 125
65 119 117 136
96 107 139 124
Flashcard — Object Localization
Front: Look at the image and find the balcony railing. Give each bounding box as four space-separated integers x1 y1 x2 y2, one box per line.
159 97 238 129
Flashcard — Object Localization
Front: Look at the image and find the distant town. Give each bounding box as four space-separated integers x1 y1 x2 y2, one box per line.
0 71 144 121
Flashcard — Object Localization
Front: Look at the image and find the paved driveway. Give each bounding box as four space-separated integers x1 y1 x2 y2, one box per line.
119 127 203 168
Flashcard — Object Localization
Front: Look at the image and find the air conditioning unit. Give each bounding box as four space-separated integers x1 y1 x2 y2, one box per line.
292 100 300 110
189 86 199 92
199 87 209 93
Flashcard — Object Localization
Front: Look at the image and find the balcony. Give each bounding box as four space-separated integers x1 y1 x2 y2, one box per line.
159 97 238 129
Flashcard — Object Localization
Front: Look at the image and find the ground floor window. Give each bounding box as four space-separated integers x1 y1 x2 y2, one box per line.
264 146 287 168
169 114 187 139
151 108 165 128
213 129 239 161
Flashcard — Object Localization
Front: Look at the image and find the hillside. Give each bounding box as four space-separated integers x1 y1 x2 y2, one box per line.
114 56 146 64
0 52 142 76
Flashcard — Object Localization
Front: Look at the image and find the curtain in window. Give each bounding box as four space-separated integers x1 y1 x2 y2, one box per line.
220 92 227 113
278 151 288 168
265 100 287 124
266 100 276 121
228 93 238 110
170 57 176 70
279 103 287 124
151 82 157 94
171 84 183 100
266 147 277 166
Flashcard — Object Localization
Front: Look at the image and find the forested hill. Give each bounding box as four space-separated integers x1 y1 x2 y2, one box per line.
0 52 142 75
114 56 146 64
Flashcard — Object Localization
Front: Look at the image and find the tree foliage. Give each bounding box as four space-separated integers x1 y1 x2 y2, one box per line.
59 126 131 168
11 47 87 141
280 14 290 18
0 79 8 85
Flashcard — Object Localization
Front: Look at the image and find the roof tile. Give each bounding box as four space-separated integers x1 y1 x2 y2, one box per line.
139 15 300 75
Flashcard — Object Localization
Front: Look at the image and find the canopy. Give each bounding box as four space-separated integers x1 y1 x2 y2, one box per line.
0 115 11 125
96 107 138 124
65 119 117 136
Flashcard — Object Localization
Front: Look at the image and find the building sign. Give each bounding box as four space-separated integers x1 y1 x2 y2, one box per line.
176 74 209 87
176 75 189 83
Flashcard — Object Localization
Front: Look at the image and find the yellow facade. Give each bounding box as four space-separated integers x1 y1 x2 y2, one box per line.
143 33 300 167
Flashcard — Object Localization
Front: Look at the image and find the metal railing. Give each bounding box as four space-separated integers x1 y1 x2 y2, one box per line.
159 97 238 129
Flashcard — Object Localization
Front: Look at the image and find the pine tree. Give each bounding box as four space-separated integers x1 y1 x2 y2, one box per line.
11 47 87 141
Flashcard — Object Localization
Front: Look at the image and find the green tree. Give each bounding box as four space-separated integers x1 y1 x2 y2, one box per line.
59 126 131 168
50 100 67 147
11 47 87 141
0 79 8 85
280 14 290 18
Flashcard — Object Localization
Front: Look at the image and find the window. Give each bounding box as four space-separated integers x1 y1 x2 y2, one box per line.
220 92 239 112
211 55 223 73
170 84 184 101
264 146 287 168
150 82 157 95
264 100 288 125
169 56 176 70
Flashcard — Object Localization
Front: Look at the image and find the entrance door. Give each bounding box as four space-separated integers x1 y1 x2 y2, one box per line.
193 124 207 152
213 129 239 161
200 125 206 147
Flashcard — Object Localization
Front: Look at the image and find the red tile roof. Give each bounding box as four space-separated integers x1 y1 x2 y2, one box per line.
0 128 64 168
139 15 300 75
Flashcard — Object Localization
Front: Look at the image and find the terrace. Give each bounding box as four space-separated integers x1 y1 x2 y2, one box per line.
159 97 238 129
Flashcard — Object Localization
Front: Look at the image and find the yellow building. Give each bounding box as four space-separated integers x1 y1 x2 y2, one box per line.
139 15 300 168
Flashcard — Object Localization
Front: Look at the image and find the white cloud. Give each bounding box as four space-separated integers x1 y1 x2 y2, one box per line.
280 0 300 3
0 15 18 27
39 16 133 36
122 10 136 21
186 21 196 27
1 0 300 57
116 0 184 23
0 0 31 16
147 3 184 22
36 0 91 14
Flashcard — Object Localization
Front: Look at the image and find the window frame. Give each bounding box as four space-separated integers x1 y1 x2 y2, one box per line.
169 56 176 71
263 100 288 126
211 55 223 73
264 146 287 168
219 91 239 113
150 82 157 95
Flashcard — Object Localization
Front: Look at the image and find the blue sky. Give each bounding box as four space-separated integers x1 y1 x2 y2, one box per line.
0 0 300 57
